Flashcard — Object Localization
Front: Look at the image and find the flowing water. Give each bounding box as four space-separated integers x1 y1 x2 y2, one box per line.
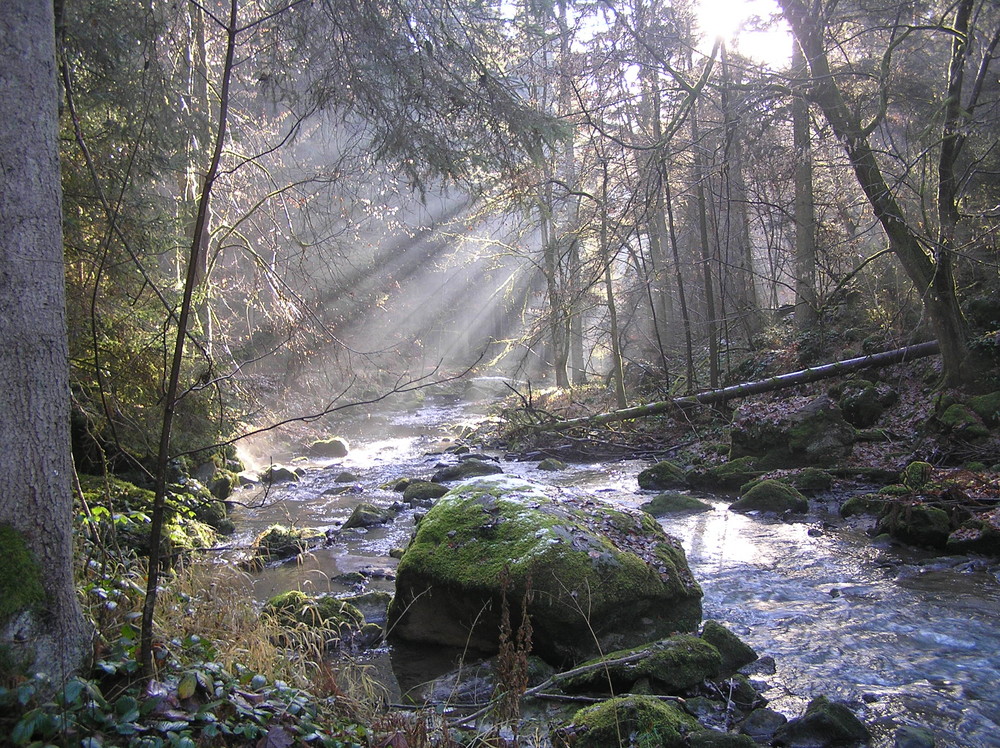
233 396 1000 747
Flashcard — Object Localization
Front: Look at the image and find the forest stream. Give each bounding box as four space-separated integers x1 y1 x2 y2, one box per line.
232 395 1000 748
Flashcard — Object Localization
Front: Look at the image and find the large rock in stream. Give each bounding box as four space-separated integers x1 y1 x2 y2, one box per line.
387 476 703 664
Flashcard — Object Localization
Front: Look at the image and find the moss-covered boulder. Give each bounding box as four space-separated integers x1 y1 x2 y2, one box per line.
786 467 834 493
774 695 870 746
700 620 758 676
388 477 703 664
641 492 712 515
730 395 856 468
342 502 395 529
938 403 990 439
968 391 1000 426
402 480 449 504
261 465 301 483
309 436 350 458
638 460 687 490
840 493 889 518
947 509 1000 555
431 458 503 482
686 457 763 491
538 458 567 471
560 635 721 695
730 479 808 514
564 695 700 748
876 503 952 549
251 524 324 563
837 380 897 428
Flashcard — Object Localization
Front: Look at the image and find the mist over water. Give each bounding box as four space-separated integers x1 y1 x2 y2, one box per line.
233 397 1000 747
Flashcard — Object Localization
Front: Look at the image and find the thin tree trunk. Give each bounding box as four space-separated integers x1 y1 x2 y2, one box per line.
140 0 239 677
600 159 628 409
691 106 719 389
791 43 817 334
664 171 696 390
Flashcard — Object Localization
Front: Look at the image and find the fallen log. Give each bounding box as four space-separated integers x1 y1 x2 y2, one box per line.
531 340 940 433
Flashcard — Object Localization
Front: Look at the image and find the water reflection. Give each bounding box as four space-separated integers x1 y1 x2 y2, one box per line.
233 400 1000 747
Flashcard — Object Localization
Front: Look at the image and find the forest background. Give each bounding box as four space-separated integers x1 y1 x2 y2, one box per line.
1 0 999 742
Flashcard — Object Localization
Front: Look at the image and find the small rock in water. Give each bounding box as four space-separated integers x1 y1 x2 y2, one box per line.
894 725 936 748
808 527 824 537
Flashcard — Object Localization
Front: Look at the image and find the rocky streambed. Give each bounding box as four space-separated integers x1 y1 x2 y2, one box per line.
231 395 1000 747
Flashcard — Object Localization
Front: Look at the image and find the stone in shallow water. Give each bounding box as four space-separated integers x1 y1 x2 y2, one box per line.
388 476 703 664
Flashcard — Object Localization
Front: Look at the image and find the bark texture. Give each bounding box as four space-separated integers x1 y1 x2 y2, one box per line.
0 0 90 680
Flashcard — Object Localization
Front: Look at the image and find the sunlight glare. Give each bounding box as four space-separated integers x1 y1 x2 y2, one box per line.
696 0 793 69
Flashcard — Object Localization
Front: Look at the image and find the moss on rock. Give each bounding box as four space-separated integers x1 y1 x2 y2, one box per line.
538 458 567 471
840 493 889 518
388 476 703 663
641 492 712 516
402 480 449 503
876 503 952 549
730 479 808 514
687 457 762 491
309 437 350 458
688 731 757 748
901 461 934 490
560 635 722 694
774 695 870 746
638 460 687 490
431 458 503 482
938 404 990 439
700 620 757 675
342 502 395 529
567 695 700 748
968 391 1000 426
251 525 323 563
264 590 367 649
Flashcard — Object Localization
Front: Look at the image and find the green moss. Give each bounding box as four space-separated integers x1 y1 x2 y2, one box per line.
252 525 323 563
265 590 364 630
637 460 687 490
688 731 757 747
538 458 567 471
700 620 757 675
402 480 449 503
787 468 834 493
730 479 808 514
389 477 703 660
968 391 1000 426
901 461 934 490
877 504 952 549
0 525 45 627
686 457 762 490
879 483 912 496
939 404 990 438
569 695 700 748
560 635 722 694
840 493 888 518
641 492 712 515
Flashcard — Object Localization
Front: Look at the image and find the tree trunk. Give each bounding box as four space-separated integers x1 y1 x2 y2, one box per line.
531 341 940 432
791 43 817 334
691 106 719 389
0 0 90 682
